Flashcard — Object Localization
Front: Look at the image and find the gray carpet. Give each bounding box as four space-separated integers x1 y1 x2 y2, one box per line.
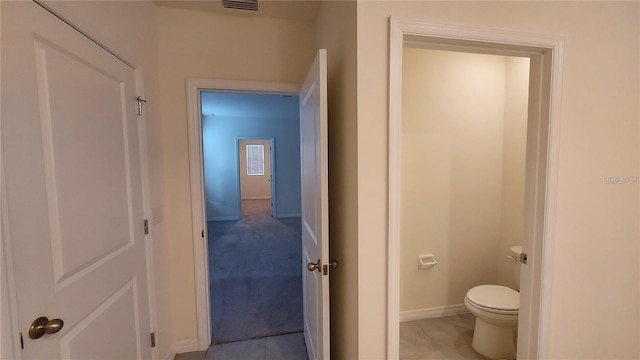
208 200 303 344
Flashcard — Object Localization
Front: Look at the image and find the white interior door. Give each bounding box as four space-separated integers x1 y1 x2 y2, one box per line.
1 2 151 358
300 49 329 360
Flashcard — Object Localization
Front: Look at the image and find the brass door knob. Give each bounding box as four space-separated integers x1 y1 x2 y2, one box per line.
307 260 320 272
29 316 64 339
329 259 339 270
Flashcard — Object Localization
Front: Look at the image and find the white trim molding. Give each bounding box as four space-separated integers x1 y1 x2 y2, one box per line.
134 67 160 360
163 339 200 360
185 78 300 350
208 216 240 222
274 213 302 218
400 304 469 323
387 17 564 360
1 160 22 359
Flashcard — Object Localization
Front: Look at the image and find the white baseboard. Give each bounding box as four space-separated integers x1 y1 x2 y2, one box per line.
208 216 240 222
275 213 301 218
163 349 176 360
400 304 469 322
167 339 200 359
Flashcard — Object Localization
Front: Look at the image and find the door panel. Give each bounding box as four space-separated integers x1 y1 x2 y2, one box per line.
1 2 150 358
61 280 140 359
35 37 135 284
300 49 329 360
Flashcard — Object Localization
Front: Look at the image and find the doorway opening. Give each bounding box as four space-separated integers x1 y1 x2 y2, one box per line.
237 138 275 217
398 47 530 359
187 52 331 356
387 19 564 360
199 90 307 355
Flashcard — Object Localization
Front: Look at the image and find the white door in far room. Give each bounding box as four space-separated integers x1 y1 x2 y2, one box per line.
1 1 152 358
300 49 330 360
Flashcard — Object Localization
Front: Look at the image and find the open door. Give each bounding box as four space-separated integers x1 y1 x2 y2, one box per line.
1 2 152 358
300 49 330 360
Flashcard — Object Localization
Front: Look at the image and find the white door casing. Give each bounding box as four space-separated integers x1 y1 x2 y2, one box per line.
300 49 330 360
2 1 152 358
387 17 564 360
186 79 300 350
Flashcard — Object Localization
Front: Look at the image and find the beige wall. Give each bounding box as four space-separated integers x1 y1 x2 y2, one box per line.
314 1 359 359
154 5 316 349
239 140 272 200
400 49 530 312
358 1 639 358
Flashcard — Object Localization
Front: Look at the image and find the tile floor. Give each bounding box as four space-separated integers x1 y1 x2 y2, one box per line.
176 314 487 360
400 313 489 360
174 332 308 360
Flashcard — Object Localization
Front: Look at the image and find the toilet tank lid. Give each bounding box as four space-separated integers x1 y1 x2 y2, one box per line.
467 285 519 311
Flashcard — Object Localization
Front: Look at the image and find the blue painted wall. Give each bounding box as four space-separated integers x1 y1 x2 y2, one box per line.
202 108 301 221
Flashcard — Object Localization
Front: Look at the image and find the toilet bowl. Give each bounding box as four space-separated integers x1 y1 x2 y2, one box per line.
465 246 523 359
465 285 519 359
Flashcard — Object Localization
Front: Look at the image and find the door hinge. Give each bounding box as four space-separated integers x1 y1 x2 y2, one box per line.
520 252 528 264
144 219 149 235
136 96 147 116
150 332 156 348
201 230 205 238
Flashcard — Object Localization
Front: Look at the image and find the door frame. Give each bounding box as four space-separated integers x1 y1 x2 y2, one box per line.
1 158 22 359
236 137 277 217
387 17 564 359
185 78 300 350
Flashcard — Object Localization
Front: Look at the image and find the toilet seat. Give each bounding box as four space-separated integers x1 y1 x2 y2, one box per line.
465 285 519 315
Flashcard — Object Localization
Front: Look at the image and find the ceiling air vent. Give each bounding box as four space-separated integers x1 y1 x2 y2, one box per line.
221 0 259 12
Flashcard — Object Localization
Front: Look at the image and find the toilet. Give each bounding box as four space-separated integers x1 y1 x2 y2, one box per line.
464 246 522 359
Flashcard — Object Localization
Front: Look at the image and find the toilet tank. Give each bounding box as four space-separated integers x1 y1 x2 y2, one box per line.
510 246 523 290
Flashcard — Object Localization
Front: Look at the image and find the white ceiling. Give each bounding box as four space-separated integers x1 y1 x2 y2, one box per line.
201 91 299 119
154 0 320 22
